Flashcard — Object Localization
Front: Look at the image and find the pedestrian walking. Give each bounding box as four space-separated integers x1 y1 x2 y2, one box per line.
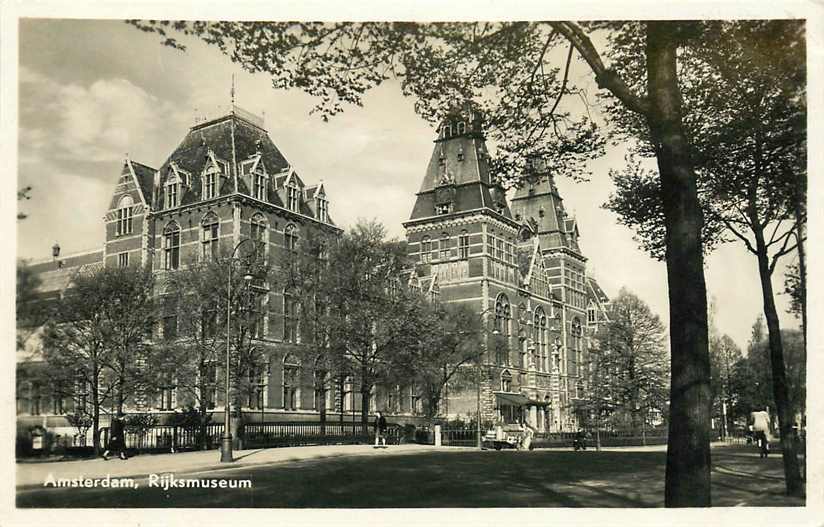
374 411 388 448
103 412 128 460
756 430 769 459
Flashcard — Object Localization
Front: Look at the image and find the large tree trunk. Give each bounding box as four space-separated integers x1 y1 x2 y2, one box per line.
752 225 804 496
646 22 712 507
360 382 371 433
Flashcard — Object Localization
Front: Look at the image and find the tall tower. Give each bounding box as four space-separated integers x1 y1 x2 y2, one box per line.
404 103 518 305
510 161 590 431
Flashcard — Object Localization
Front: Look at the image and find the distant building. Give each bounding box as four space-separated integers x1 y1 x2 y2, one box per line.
402 104 610 431
17 103 610 444
16 106 364 441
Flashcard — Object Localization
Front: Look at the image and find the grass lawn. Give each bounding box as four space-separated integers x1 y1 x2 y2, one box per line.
16 445 803 508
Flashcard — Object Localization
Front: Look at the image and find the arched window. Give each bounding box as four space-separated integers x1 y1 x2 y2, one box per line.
459 230 469 259
201 212 219 261
500 370 512 392
163 222 181 270
250 213 268 258
534 307 547 372
284 223 299 252
116 195 134 236
444 123 453 138
494 293 511 337
420 236 432 263
283 288 300 343
456 121 466 135
283 354 300 411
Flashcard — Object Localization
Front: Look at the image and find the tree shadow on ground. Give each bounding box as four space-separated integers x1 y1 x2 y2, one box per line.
16 447 804 508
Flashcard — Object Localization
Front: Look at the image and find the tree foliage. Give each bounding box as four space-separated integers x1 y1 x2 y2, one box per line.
40 265 156 454
593 288 670 434
321 219 421 428
392 302 483 420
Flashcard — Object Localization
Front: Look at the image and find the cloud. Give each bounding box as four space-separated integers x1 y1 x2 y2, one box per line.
20 67 189 167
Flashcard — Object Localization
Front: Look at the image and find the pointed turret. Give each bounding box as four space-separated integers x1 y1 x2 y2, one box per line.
407 103 512 223
510 158 582 256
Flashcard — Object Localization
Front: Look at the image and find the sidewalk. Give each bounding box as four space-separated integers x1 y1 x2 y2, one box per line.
16 444 452 488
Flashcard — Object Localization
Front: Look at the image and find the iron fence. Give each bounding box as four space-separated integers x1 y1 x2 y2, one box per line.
243 421 371 448
123 424 224 451
441 427 478 446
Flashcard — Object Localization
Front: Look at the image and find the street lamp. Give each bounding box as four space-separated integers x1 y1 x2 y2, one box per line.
221 238 258 463
477 308 500 449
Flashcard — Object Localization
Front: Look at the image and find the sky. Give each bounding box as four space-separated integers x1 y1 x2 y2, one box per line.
16 18 801 352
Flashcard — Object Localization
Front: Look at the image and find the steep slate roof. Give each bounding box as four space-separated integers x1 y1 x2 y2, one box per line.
407 106 512 222
157 112 291 206
587 277 610 305
130 160 157 206
510 173 580 255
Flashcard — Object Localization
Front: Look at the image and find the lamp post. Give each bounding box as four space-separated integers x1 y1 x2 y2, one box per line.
476 307 500 449
221 238 258 463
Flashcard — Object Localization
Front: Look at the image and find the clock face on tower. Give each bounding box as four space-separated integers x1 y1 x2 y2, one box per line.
435 185 456 205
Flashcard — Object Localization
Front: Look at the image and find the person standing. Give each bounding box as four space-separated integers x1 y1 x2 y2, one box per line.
374 411 387 448
103 412 128 460
756 430 769 459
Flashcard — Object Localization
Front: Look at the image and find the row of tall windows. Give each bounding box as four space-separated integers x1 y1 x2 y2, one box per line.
419 230 471 263
162 216 301 270
487 234 514 263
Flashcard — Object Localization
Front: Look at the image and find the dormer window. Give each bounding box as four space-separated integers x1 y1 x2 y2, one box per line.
317 196 328 223
457 145 465 161
203 169 217 200
254 172 267 201
165 181 179 209
287 183 299 212
435 203 450 215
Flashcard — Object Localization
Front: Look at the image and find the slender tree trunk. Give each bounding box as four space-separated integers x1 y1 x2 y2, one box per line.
646 22 712 507
752 225 804 497
92 377 101 456
361 383 371 434
319 385 327 435
793 196 806 348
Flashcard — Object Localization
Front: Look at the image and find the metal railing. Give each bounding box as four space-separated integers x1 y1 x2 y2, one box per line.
124 424 224 451
243 421 372 448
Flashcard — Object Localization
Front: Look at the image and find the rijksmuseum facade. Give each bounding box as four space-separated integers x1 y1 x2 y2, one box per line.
16 104 609 440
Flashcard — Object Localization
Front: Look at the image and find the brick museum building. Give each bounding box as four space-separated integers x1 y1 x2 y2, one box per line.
16 104 609 443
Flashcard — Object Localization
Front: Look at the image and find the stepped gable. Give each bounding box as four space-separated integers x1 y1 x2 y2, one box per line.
408 103 512 222
156 112 291 206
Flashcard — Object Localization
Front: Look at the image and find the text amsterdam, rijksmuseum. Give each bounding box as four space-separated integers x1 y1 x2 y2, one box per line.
16 103 611 442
